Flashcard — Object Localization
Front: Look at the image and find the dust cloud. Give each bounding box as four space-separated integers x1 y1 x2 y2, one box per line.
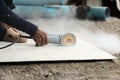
79 29 120 54
27 18 120 54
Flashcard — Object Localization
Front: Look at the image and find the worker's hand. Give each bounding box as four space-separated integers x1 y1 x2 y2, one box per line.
33 29 48 46
2 23 27 43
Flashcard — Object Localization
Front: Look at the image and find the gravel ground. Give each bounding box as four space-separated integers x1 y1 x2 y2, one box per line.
0 17 120 80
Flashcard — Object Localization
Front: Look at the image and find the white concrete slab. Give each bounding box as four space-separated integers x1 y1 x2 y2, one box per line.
0 35 116 62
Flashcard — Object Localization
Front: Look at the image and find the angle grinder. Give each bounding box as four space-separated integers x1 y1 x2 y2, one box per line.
21 33 76 46
48 33 76 46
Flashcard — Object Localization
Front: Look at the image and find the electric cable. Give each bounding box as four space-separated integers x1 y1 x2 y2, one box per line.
0 35 21 49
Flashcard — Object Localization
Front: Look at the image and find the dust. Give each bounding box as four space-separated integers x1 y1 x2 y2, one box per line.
28 18 120 54
14 5 120 54
79 29 120 54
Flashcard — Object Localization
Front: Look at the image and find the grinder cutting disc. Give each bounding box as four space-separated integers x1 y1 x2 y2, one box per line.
61 33 76 46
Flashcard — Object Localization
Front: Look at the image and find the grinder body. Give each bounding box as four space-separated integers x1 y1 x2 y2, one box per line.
21 33 76 46
47 33 76 46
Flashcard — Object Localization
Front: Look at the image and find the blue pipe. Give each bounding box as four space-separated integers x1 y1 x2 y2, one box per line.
88 7 110 20
13 6 71 19
13 0 66 6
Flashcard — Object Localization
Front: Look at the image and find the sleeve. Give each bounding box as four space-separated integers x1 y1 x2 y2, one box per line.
4 0 15 9
0 24 7 41
0 0 38 37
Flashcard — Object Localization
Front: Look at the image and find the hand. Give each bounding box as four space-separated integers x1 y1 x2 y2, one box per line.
2 23 27 43
33 29 48 46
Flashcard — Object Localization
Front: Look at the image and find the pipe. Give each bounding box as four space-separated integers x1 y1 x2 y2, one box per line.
88 7 110 20
13 0 66 6
13 6 71 19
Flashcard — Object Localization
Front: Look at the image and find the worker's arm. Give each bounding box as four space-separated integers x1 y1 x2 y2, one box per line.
0 0 48 46
0 0 37 36
0 24 7 41
4 0 15 9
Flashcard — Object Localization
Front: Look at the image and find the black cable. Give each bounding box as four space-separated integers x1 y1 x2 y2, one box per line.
20 35 32 39
0 36 20 49
0 35 32 49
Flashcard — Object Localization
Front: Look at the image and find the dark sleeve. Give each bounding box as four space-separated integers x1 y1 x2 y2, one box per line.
4 0 15 9
0 24 7 41
0 0 38 36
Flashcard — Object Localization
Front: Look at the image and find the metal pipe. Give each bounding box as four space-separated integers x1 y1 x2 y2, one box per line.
76 6 110 20
13 6 71 19
13 0 66 6
88 7 110 20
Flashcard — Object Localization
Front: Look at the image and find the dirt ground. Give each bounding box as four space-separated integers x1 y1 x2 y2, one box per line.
0 17 120 80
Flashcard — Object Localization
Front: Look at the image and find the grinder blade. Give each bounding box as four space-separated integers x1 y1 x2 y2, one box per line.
61 33 76 46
